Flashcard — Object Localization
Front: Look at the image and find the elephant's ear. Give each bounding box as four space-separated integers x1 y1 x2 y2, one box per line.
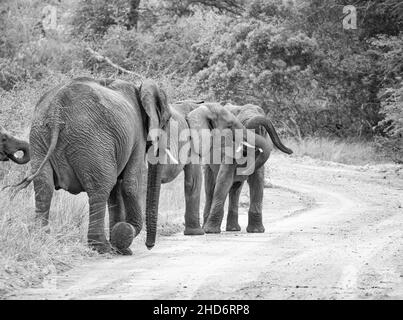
186 104 216 158
139 80 171 135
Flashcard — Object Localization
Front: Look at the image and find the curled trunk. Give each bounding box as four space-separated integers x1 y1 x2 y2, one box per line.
250 132 271 171
145 163 162 249
246 116 293 155
239 128 271 173
7 138 30 164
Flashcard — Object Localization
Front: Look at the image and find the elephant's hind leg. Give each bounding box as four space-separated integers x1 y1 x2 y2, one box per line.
246 168 265 233
183 164 204 235
83 169 116 253
108 179 126 238
87 190 113 254
226 181 243 231
33 161 54 228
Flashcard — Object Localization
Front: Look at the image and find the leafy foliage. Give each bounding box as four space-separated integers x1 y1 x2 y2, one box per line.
0 0 402 160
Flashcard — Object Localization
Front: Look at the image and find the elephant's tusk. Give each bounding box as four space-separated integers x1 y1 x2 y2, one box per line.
165 149 179 164
237 141 263 153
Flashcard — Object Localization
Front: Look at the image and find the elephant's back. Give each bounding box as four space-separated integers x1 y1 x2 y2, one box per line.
31 79 142 180
36 80 140 140
170 101 200 119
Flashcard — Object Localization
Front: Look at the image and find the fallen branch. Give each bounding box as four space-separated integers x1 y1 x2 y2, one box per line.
86 47 144 79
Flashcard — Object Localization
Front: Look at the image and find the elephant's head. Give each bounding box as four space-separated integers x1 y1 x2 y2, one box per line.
139 80 172 250
186 103 272 174
0 126 30 164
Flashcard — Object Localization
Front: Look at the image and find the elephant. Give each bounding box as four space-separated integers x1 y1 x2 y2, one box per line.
107 99 207 239
187 102 293 234
158 100 206 236
6 77 171 255
142 102 277 246
0 126 30 164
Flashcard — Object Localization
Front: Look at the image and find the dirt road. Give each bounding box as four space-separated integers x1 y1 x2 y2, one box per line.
8 154 403 299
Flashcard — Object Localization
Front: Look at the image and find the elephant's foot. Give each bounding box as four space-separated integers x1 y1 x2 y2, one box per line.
226 222 241 232
184 226 205 236
88 239 112 254
110 222 135 251
113 247 133 256
203 222 221 234
246 223 265 233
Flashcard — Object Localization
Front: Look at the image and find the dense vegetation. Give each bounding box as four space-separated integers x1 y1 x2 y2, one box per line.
0 0 402 161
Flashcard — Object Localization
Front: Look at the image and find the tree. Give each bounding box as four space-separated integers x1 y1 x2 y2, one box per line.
126 0 141 30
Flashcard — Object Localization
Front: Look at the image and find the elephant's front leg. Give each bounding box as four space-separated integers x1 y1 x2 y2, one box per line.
204 165 236 233
226 181 244 231
246 167 265 233
109 154 143 255
203 165 216 226
183 164 204 235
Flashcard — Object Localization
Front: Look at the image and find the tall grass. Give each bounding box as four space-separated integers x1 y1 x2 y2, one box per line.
0 70 200 296
0 165 93 296
283 136 387 165
0 164 189 297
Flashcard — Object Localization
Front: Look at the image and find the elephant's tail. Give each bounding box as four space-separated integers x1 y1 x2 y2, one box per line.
3 126 60 197
246 116 293 155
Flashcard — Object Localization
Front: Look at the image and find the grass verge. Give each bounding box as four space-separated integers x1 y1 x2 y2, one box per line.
283 137 388 165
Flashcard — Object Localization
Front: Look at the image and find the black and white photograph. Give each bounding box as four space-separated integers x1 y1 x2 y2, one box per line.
0 0 402 304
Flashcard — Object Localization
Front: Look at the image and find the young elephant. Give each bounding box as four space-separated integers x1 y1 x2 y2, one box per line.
0 127 30 164
7 77 171 254
188 103 293 233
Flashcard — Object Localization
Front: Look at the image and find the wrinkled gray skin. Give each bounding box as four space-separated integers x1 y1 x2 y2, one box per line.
159 100 205 236
9 77 171 254
193 103 293 234
145 102 273 244
0 127 30 164
146 101 252 243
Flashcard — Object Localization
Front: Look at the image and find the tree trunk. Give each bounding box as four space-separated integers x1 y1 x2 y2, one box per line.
127 0 141 30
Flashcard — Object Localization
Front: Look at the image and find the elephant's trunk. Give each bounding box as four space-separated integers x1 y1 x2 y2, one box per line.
246 116 293 155
145 162 162 249
250 132 271 171
232 118 271 174
7 138 30 164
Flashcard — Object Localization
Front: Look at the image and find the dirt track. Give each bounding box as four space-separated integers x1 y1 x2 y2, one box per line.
8 154 403 300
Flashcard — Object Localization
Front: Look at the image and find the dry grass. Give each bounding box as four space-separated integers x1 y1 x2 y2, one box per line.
282 137 387 165
0 162 189 297
0 72 199 297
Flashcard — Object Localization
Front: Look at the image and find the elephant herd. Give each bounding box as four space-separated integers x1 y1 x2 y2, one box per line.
0 77 292 255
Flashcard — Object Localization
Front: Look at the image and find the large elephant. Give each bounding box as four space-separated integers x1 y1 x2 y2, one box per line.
187 103 293 234
0 127 30 164
6 77 171 255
